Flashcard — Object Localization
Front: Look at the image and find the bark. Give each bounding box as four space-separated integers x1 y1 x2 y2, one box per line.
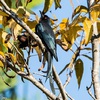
88 0 100 99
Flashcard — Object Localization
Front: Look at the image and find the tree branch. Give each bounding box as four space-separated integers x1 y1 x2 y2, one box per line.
0 55 59 100
0 0 45 52
86 82 95 100
53 66 67 100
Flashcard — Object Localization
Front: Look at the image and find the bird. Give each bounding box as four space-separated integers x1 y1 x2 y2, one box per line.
35 13 58 81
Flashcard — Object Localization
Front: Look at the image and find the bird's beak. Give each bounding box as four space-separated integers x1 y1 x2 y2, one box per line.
39 10 44 18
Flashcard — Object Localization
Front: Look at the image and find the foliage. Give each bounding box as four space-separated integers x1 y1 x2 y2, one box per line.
0 0 100 100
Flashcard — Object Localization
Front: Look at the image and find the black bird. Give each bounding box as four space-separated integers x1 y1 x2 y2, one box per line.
35 14 58 81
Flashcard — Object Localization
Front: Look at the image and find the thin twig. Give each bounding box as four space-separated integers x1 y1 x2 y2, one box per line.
33 72 46 77
65 91 74 100
86 82 96 100
58 70 74 100
26 46 31 65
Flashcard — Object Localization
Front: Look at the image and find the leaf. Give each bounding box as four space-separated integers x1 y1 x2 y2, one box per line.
82 54 93 61
9 20 22 39
0 68 17 92
54 0 61 9
34 46 42 62
0 51 5 68
27 20 37 30
0 11 9 16
83 18 93 45
82 47 92 50
0 51 5 58
4 0 12 8
8 53 17 63
25 0 44 9
42 0 54 14
0 61 4 68
60 25 82 49
16 48 25 71
72 5 88 19
97 21 100 33
0 29 8 53
59 18 69 30
90 4 100 22
75 59 84 88
59 63 69 75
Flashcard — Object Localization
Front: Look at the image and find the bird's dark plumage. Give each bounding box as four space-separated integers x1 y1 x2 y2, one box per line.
35 14 58 81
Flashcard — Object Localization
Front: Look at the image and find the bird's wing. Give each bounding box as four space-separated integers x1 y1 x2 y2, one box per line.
35 23 58 61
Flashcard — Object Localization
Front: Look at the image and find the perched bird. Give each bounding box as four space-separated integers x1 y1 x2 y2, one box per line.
35 14 58 81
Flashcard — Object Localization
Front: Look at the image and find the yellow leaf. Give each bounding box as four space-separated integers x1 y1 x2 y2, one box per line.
83 18 93 45
59 18 69 30
0 51 5 58
54 0 61 9
0 29 8 53
90 4 100 22
72 5 88 19
2 16 9 27
75 58 84 88
16 49 25 69
42 0 54 14
27 20 37 29
9 20 22 39
8 53 16 63
97 21 100 33
0 61 4 68
0 16 2 24
34 46 42 62
0 51 5 68
0 11 9 16
60 25 82 49
17 6 26 17
2 31 12 49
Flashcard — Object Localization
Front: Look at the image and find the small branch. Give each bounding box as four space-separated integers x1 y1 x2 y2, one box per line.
63 71 72 88
59 47 80 75
10 42 30 75
58 71 74 100
53 66 67 100
65 91 74 100
86 82 95 100
33 72 46 77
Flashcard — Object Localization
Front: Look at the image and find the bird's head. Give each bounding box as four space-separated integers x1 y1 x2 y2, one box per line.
39 11 51 25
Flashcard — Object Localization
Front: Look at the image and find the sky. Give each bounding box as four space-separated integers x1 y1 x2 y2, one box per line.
16 0 94 100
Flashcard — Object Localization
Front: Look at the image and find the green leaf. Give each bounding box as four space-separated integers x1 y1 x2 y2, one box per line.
26 0 44 9
75 58 84 88
82 54 93 61
0 69 17 92
54 0 61 9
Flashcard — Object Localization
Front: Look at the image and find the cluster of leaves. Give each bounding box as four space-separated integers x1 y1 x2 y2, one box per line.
0 0 100 93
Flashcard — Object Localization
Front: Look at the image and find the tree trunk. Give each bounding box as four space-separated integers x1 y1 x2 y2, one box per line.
88 0 100 99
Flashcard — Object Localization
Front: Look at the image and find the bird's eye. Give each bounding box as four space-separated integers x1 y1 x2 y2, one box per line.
44 16 47 19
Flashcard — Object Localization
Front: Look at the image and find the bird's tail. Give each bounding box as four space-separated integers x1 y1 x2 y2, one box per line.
45 52 55 94
45 51 53 82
